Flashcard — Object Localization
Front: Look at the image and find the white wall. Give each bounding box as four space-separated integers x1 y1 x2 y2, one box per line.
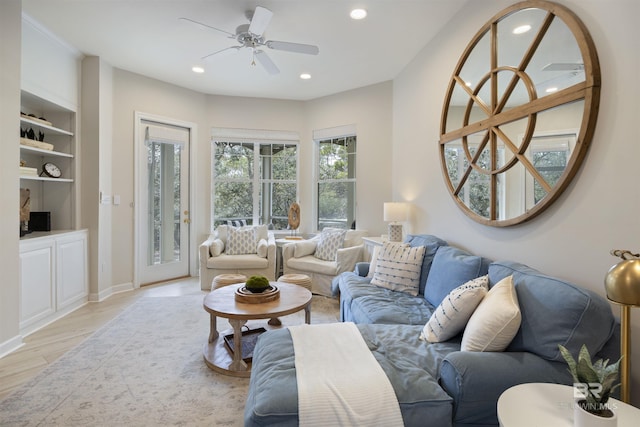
0 0 22 357
306 82 393 235
393 0 640 405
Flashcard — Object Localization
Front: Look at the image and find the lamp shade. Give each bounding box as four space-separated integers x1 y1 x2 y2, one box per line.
383 202 407 222
605 259 640 306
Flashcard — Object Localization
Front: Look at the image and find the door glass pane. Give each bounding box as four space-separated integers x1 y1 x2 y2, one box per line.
148 142 182 265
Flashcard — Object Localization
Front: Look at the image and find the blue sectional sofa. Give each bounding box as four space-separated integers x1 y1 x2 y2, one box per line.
244 234 619 427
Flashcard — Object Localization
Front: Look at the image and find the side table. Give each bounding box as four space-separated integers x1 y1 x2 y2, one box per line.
362 236 386 261
497 383 640 427
275 237 305 277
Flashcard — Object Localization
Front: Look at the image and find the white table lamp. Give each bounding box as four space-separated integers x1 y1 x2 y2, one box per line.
384 202 408 242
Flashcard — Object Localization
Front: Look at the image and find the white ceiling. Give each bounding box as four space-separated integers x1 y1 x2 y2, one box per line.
22 0 468 101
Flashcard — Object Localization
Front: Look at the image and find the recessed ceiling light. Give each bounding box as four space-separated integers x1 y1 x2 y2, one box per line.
350 8 367 20
192 66 205 73
513 24 531 34
545 87 558 93
300 73 311 80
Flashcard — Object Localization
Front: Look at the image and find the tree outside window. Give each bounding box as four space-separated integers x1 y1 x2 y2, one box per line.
212 141 297 230
316 136 356 230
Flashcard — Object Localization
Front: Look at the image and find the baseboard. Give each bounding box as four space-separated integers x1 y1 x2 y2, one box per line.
89 282 134 302
0 334 25 359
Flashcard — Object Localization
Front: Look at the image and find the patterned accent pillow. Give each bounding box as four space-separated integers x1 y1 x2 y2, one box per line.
226 226 257 255
420 275 489 343
315 228 347 261
461 275 521 352
370 242 426 296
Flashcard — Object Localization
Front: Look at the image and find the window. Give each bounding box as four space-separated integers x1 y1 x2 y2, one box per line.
316 135 357 230
212 140 298 230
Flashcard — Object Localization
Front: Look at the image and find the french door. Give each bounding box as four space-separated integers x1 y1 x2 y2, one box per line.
136 114 192 285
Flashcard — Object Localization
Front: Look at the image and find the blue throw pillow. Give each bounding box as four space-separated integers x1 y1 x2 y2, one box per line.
488 261 616 362
404 234 448 295
424 246 490 307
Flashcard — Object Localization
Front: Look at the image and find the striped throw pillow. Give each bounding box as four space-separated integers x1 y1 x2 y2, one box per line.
370 242 426 296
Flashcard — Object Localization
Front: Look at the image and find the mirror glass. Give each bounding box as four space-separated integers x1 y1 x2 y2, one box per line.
440 1 600 226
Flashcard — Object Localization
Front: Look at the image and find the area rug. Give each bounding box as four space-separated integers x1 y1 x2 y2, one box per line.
0 294 339 426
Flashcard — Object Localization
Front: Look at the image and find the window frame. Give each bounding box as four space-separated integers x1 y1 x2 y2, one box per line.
210 128 299 232
313 125 358 231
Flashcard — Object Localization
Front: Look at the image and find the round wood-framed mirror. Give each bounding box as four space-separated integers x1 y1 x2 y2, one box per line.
439 0 600 226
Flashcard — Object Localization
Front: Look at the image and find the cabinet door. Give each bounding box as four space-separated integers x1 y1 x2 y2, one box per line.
20 240 55 328
56 232 88 309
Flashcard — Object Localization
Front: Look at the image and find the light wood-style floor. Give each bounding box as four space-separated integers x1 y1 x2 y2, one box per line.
0 277 205 400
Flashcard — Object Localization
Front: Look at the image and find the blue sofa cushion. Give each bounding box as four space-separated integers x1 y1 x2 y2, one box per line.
489 261 616 362
424 246 491 307
403 234 448 295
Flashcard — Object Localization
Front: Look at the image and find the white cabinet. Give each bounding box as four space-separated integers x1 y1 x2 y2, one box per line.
19 230 88 335
19 238 55 329
56 232 89 310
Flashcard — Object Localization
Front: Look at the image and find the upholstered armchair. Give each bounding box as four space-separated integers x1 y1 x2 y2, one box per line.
282 228 368 296
199 224 276 290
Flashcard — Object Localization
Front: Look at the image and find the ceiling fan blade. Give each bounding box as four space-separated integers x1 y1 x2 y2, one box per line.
201 46 241 61
266 40 319 55
179 17 235 38
248 6 273 36
254 50 279 75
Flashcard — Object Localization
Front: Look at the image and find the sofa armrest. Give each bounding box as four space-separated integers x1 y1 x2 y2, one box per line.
439 351 572 425
336 244 363 274
354 262 370 277
266 233 276 262
199 237 215 265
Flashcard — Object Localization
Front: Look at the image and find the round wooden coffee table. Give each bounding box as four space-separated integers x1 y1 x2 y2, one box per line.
202 281 312 377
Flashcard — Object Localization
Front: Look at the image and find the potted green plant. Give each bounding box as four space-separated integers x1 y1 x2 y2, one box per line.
245 275 271 293
559 344 621 427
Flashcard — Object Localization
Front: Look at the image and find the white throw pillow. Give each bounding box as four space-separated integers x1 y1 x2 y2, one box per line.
420 275 489 342
226 226 257 255
209 238 225 257
294 239 318 258
366 245 382 278
256 238 268 258
315 228 347 261
461 275 521 352
370 242 425 296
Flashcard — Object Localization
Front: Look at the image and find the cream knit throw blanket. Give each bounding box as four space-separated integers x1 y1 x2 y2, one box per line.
288 322 403 426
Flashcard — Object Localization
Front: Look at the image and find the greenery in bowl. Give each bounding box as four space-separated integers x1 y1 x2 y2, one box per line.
245 275 271 293
558 344 621 417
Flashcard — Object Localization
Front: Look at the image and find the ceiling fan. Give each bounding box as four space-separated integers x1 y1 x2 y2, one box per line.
180 6 319 75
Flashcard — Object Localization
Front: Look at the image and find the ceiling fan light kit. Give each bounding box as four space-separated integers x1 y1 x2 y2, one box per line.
182 6 319 75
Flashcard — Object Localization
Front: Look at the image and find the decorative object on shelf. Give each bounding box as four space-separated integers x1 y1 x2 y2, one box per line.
40 162 61 178
20 137 54 151
604 249 640 403
383 202 408 242
287 202 302 240
559 344 620 426
20 112 52 127
20 188 31 237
